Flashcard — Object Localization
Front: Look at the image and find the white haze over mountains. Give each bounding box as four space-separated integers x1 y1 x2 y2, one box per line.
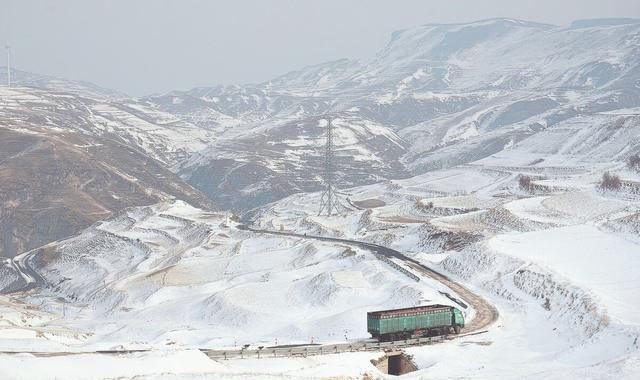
2 0 640 95
0 14 639 380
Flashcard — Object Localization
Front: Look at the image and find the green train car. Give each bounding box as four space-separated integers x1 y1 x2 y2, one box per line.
367 304 465 341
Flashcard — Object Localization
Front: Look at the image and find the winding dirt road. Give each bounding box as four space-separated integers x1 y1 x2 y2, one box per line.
7 248 46 293
1 223 498 359
239 225 499 334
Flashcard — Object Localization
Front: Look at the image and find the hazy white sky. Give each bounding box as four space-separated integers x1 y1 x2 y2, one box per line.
1 0 639 96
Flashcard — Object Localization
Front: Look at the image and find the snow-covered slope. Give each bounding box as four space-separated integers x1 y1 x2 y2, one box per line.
140 18 640 211
0 86 214 167
0 201 465 352
0 86 212 259
252 152 640 378
0 67 127 99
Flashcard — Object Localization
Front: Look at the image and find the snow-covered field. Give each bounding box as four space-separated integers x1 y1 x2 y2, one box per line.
1 142 639 379
0 349 381 380
0 201 467 353
1 15 640 380
249 151 640 378
4 156 636 379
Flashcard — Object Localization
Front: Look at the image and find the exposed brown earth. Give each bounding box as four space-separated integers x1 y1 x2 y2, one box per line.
0 126 212 259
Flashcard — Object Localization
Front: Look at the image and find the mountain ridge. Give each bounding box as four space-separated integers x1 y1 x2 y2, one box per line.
138 18 640 210
2 18 639 214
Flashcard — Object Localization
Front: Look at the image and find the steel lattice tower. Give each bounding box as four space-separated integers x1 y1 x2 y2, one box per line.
318 116 339 216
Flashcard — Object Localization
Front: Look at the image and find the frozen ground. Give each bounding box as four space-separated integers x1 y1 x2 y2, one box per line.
0 350 381 380
2 17 640 377
0 202 466 354
250 149 640 378
2 154 638 379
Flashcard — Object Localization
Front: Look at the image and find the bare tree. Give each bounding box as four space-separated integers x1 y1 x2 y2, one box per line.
628 154 640 173
415 199 434 210
519 175 532 192
599 172 622 191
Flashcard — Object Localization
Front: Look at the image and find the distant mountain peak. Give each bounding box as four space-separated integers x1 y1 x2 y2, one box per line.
570 18 640 29
418 17 555 29
0 66 126 99
384 18 555 56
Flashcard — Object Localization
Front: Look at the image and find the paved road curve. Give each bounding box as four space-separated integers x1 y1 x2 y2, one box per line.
0 223 497 360
7 248 46 292
238 225 499 334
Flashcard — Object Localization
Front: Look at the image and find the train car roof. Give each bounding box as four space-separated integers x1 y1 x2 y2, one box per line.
367 304 452 318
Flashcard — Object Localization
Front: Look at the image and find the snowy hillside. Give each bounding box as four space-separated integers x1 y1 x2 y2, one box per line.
0 66 127 99
251 135 640 378
140 18 640 210
1 16 639 379
0 86 212 259
0 201 465 352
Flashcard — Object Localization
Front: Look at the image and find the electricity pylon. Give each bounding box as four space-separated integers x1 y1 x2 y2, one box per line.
318 116 340 216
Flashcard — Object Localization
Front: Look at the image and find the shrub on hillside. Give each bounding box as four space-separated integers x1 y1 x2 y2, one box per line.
599 172 622 191
628 154 640 173
519 175 532 192
415 199 434 210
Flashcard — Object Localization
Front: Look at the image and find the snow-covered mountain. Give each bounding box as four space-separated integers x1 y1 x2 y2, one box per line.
1 17 640 380
3 17 638 261
0 67 127 99
0 201 461 350
141 18 640 210
0 86 212 259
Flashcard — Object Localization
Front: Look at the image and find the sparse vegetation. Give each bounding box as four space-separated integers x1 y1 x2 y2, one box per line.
628 154 640 173
519 175 533 192
599 172 622 191
415 199 434 210
528 158 545 165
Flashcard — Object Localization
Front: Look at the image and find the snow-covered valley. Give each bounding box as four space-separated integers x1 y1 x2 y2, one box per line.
1 201 468 351
248 139 640 377
0 15 639 380
1 154 639 378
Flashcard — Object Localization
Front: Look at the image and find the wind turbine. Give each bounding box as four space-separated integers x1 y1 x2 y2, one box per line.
4 45 10 87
